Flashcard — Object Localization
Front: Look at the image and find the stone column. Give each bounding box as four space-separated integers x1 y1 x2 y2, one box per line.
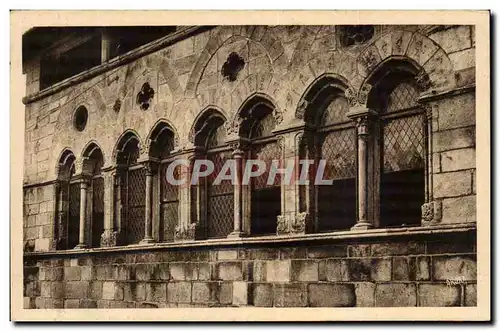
347 106 377 230
228 148 245 238
276 131 310 235
100 169 119 247
419 102 442 225
174 150 198 241
140 162 156 244
101 28 112 63
75 177 90 248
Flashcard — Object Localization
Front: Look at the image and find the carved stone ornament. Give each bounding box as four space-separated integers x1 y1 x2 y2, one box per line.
188 126 196 143
296 99 309 120
221 52 245 82
276 214 289 235
139 138 152 158
136 82 155 110
224 117 242 136
273 108 284 125
174 223 197 241
345 84 372 108
421 201 442 226
113 99 121 113
415 70 432 92
100 229 119 247
291 212 308 234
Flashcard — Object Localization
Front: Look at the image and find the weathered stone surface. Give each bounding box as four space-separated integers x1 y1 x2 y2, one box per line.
393 257 416 281
441 195 476 223
440 148 475 172
434 171 473 198
266 260 291 282
355 282 376 307
432 126 476 152
65 281 90 299
433 255 477 281
232 281 249 306
146 282 167 303
465 284 477 306
449 48 475 71
371 258 392 281
273 283 307 307
416 256 431 281
251 283 273 307
349 259 372 281
436 93 475 131
319 259 349 282
308 284 355 307
375 283 417 307
167 282 192 303
418 284 461 306
291 260 318 282
429 26 472 54
215 262 243 281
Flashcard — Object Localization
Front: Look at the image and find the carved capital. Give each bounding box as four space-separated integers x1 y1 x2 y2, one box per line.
416 70 432 92
174 223 198 241
100 229 119 247
296 99 309 120
421 201 442 226
345 84 372 108
224 117 242 136
273 108 284 125
277 212 309 235
139 138 153 158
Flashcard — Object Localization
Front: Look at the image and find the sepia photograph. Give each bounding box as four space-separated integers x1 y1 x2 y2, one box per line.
10 10 490 321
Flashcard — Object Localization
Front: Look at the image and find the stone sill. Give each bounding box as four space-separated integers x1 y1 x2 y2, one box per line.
22 26 213 105
24 223 476 258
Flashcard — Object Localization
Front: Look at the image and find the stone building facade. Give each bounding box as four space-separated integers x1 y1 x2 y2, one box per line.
22 25 476 308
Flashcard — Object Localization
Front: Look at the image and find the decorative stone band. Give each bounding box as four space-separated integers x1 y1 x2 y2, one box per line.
100 229 120 247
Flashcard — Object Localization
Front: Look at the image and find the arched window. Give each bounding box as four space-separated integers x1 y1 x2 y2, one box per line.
243 101 281 236
116 133 144 245
370 72 426 227
82 144 104 248
55 150 79 249
149 125 177 242
301 79 357 232
194 111 234 239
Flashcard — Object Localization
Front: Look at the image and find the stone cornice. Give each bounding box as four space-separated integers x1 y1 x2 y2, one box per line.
22 26 214 105
24 223 476 258
419 84 476 103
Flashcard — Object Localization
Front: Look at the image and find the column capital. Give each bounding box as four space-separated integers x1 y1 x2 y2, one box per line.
346 105 378 120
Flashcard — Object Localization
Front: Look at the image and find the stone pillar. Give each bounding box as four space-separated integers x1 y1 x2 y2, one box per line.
174 151 199 241
347 105 377 230
419 102 442 226
75 178 89 248
276 131 310 235
140 162 156 244
101 29 112 63
100 169 119 247
228 148 245 238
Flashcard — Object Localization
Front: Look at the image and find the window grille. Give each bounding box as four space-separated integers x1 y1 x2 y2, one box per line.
123 167 146 244
250 112 281 235
379 80 425 227
91 176 104 247
67 181 80 248
206 150 234 238
159 162 178 242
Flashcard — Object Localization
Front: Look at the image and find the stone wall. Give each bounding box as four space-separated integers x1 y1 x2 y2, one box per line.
24 229 476 308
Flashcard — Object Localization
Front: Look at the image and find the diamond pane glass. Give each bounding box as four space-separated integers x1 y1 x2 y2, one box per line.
386 82 419 112
67 182 80 248
207 125 227 149
125 168 145 244
160 162 178 242
321 128 357 180
91 177 104 247
206 150 234 239
383 115 425 173
251 113 276 139
321 96 350 126
252 142 281 189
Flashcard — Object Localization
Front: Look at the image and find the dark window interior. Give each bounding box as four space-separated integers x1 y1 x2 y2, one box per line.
251 186 281 235
380 169 424 227
40 36 101 89
317 178 357 232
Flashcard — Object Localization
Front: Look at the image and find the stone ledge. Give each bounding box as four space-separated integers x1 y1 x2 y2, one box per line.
24 223 476 258
22 26 214 105
418 84 475 103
